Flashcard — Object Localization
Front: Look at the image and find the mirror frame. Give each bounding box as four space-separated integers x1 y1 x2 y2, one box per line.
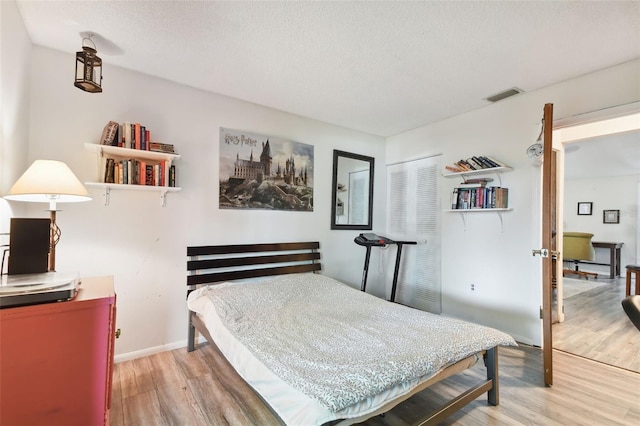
331 149 375 230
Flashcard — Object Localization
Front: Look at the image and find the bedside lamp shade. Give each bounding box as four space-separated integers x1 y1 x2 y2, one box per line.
5 160 91 206
4 160 91 271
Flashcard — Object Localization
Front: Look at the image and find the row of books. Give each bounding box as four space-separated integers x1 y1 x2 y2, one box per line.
445 156 506 173
99 121 177 154
104 158 176 187
451 186 509 210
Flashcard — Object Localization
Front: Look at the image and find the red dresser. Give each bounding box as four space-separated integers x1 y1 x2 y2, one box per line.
0 276 116 426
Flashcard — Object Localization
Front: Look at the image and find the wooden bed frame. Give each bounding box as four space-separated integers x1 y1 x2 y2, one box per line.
186 241 500 425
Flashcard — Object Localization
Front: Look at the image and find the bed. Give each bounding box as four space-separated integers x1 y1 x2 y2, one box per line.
186 241 516 425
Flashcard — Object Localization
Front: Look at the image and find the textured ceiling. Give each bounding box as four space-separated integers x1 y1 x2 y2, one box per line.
14 0 640 137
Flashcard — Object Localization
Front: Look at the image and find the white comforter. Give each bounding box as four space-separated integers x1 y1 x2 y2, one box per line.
188 273 516 423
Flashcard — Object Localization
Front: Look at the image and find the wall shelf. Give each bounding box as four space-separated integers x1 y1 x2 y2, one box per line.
443 166 512 186
85 143 180 161
85 182 181 206
85 143 180 206
444 160 513 232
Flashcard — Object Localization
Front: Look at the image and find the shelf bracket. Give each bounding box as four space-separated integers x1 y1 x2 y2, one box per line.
497 211 505 233
102 187 111 206
459 212 467 231
160 190 168 207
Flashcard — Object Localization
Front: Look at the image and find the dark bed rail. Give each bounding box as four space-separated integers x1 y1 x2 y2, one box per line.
188 241 320 256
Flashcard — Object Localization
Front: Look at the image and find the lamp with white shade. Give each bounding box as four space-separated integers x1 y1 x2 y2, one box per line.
4 160 92 271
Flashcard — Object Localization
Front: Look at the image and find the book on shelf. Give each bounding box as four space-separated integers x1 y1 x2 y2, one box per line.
123 122 132 149
134 123 141 150
122 159 128 184
139 161 146 186
445 164 464 173
169 164 176 187
149 142 176 154
104 158 115 183
467 157 484 170
458 182 484 189
458 177 493 188
495 187 509 208
463 177 493 184
456 159 475 171
484 156 506 168
140 125 147 151
100 121 119 146
451 187 458 209
144 164 154 185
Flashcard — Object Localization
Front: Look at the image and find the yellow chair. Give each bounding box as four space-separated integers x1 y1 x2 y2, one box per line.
563 232 598 279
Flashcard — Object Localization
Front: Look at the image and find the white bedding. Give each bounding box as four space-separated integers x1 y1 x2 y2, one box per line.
187 273 516 425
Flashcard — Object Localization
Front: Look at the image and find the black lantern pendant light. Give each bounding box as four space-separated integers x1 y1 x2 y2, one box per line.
74 33 102 93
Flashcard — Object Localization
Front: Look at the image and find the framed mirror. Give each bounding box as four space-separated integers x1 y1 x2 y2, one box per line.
331 150 374 230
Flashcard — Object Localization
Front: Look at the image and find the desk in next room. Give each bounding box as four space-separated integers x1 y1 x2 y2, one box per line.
592 241 624 279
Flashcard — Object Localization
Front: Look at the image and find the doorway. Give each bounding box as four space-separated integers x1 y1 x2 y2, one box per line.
552 109 640 373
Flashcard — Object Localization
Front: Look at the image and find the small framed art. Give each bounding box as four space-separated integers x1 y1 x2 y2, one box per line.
603 210 620 224
577 202 592 215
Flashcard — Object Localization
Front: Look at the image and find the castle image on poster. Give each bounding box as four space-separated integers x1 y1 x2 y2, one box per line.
219 128 314 211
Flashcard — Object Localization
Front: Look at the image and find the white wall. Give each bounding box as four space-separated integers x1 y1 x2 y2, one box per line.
386 59 640 346
0 0 32 231
564 174 639 273
17 46 386 359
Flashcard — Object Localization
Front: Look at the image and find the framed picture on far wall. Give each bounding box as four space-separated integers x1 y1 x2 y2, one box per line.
577 202 592 215
603 209 620 224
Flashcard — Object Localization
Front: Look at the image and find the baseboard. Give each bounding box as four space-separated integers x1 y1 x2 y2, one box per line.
510 334 535 347
114 335 207 363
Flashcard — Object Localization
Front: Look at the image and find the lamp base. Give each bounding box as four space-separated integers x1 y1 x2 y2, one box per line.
48 210 61 272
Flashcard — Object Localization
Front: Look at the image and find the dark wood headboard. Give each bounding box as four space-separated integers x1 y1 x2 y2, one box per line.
187 241 321 289
186 241 321 351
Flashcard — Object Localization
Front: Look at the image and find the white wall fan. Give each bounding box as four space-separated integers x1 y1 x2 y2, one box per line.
527 118 544 162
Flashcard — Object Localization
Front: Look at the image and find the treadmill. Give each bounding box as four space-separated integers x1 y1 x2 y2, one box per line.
354 233 416 302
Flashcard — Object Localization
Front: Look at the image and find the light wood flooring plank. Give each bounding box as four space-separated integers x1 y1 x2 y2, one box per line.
118 357 140 399
155 382 208 426
122 390 166 426
109 362 125 426
132 356 158 394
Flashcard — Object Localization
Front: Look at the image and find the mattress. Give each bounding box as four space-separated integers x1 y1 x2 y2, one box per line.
187 273 516 425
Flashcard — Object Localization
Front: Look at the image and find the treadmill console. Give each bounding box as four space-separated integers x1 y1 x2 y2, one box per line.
354 233 389 246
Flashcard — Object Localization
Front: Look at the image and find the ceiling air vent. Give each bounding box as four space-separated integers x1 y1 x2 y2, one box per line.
486 87 523 103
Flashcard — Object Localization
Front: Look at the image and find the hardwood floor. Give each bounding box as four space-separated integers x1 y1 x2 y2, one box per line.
553 275 640 373
110 343 640 425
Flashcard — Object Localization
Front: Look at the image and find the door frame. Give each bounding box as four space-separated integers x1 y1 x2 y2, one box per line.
543 102 640 384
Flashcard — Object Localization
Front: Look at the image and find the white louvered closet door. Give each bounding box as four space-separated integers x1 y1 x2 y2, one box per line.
386 155 442 313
